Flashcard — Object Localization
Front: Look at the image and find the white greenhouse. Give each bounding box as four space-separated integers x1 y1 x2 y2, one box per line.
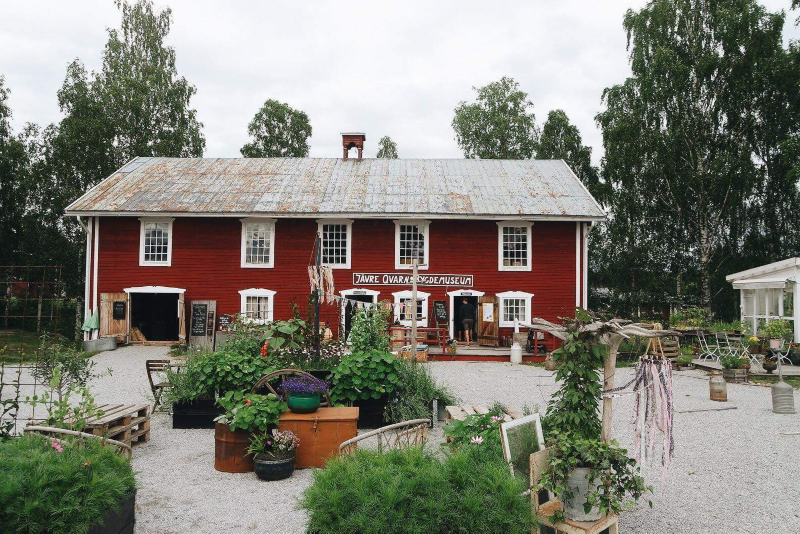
726 257 799 342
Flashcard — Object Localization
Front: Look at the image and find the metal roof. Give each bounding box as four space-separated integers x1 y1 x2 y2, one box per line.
65 157 606 220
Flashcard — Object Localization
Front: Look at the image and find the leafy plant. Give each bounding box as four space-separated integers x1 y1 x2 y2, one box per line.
761 319 791 340
442 411 504 451
710 320 745 333
27 366 104 433
539 435 651 523
720 354 746 370
669 307 708 329
330 350 401 403
163 351 216 405
301 445 533 533
197 349 276 395
674 355 693 366
348 306 392 354
247 429 299 459
32 335 96 402
215 390 286 433
542 310 604 440
384 361 457 424
0 434 136 534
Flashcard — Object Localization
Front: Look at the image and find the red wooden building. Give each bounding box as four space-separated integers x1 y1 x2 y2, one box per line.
66 134 605 349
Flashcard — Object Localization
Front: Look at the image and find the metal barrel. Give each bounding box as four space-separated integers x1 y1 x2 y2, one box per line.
771 381 796 414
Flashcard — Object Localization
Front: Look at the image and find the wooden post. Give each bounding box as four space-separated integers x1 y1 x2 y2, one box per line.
411 257 418 358
601 335 623 443
314 234 321 360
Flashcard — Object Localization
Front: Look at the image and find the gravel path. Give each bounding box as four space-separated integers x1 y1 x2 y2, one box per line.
82 347 800 533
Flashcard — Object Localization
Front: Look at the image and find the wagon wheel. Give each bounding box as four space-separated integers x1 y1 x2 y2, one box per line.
250 369 332 407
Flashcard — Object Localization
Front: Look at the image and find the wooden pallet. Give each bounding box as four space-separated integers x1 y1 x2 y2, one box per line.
68 404 150 448
445 403 526 424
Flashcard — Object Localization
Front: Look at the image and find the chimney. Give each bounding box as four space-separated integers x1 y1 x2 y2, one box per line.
342 132 366 161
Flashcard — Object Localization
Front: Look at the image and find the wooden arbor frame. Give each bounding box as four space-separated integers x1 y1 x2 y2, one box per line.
338 418 430 454
250 369 333 407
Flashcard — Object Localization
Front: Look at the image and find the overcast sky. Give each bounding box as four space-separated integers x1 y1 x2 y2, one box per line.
2 1 798 163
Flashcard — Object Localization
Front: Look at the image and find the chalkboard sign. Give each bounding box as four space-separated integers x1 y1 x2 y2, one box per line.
433 301 448 324
191 303 208 337
218 314 232 332
112 300 126 320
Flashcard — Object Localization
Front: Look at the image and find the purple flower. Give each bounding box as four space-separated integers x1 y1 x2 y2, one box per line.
282 375 328 395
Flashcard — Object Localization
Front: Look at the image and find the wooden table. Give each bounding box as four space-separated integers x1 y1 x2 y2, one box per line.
278 407 358 468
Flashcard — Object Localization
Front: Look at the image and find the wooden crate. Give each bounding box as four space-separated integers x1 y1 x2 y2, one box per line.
70 404 150 448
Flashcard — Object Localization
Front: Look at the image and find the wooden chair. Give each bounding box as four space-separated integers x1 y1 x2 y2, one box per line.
339 418 430 454
146 359 171 412
530 449 618 534
250 369 333 406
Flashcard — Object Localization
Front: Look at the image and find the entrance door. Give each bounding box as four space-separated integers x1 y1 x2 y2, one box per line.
478 295 500 347
343 295 376 339
100 292 128 343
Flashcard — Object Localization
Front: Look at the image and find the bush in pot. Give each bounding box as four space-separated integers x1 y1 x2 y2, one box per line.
539 434 651 523
164 352 220 428
331 349 401 427
283 375 328 413
761 319 791 349
247 429 300 480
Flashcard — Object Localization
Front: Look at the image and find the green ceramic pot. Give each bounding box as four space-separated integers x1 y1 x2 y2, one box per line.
287 393 320 414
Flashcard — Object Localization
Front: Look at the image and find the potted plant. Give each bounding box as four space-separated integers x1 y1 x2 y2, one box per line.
446 339 458 355
672 355 694 370
540 435 651 523
720 354 748 383
331 349 401 428
761 319 791 350
283 375 328 414
247 429 300 481
762 356 778 374
746 336 764 355
213 391 287 473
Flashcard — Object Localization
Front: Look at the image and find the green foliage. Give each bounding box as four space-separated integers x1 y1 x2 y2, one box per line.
27 366 104 433
674 355 693 366
442 411 503 451
376 136 399 158
330 350 401 403
247 429 299 459
197 349 276 395
720 354 746 370
452 76 538 159
31 335 96 397
301 446 533 534
163 351 216 405
215 391 287 434
384 361 457 423
263 316 306 353
348 306 391 354
0 434 136 534
710 320 745 333
669 307 709 329
542 311 604 440
540 435 651 523
240 99 312 157
761 319 792 340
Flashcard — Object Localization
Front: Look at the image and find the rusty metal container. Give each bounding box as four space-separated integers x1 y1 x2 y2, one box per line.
709 372 727 402
214 423 253 473
278 407 358 468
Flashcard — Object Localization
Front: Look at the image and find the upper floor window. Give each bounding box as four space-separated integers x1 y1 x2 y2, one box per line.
241 218 275 268
497 221 532 271
497 291 534 327
239 288 276 324
394 220 430 270
318 219 353 269
139 217 173 267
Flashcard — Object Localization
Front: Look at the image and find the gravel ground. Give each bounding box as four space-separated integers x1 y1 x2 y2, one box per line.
50 346 800 533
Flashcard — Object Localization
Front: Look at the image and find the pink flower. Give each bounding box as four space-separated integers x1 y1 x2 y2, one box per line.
51 441 63 453
491 415 504 422
470 436 484 445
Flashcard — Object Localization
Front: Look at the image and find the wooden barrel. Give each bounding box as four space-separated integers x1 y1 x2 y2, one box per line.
214 423 253 473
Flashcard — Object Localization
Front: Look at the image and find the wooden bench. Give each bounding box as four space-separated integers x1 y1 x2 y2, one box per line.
67 404 150 449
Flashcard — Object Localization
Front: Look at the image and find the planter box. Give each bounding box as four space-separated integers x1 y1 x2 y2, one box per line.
722 368 748 383
83 337 118 353
172 398 222 429
352 396 389 429
87 490 135 534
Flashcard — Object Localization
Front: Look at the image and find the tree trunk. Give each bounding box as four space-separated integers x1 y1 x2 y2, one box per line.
601 336 623 443
699 222 712 315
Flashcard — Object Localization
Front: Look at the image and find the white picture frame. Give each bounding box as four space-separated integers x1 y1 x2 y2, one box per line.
499 413 545 478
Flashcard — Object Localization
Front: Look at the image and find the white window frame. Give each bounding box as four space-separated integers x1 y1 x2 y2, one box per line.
238 288 276 324
497 291 534 327
139 217 174 267
240 218 276 269
392 290 431 327
497 221 532 272
394 219 430 270
317 219 353 269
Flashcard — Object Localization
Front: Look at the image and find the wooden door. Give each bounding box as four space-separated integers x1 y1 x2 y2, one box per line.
478 296 499 347
178 292 186 344
188 300 216 351
99 292 128 342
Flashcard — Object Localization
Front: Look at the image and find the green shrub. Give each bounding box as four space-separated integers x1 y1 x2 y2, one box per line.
0 435 135 534
197 349 277 395
215 390 287 433
760 319 792 340
164 351 217 405
669 307 708 328
301 446 532 534
383 361 457 423
674 355 693 366
720 354 746 370
330 350 401 403
348 306 391 353
443 411 503 451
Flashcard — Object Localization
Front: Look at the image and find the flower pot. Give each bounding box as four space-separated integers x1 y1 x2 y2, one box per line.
287 393 321 414
352 396 389 429
770 339 783 350
749 345 765 355
172 398 222 429
87 490 135 534
253 452 296 481
763 361 777 374
562 467 601 522
214 423 254 473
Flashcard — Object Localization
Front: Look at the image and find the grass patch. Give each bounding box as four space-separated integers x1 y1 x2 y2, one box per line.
0 435 136 533
749 376 800 388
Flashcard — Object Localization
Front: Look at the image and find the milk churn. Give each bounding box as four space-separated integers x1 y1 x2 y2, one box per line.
772 380 796 414
709 372 727 402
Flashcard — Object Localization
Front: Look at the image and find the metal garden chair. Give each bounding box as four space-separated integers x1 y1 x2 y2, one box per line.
698 333 722 362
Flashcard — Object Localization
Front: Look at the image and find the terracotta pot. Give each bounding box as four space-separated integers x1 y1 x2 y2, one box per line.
214 423 254 473
770 339 783 350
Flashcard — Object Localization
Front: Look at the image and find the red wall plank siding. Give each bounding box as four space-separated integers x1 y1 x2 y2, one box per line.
96 217 579 336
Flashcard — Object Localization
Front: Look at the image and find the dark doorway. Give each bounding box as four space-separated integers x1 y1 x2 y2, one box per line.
343 295 375 340
131 293 178 342
455 296 479 342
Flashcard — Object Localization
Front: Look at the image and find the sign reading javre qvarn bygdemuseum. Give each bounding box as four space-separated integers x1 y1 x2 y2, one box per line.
352 273 473 287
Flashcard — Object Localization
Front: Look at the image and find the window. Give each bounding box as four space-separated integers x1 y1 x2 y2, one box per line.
497 222 532 271
394 220 430 270
241 218 275 268
392 290 430 327
497 291 534 327
318 219 352 269
239 288 276 324
139 218 173 266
